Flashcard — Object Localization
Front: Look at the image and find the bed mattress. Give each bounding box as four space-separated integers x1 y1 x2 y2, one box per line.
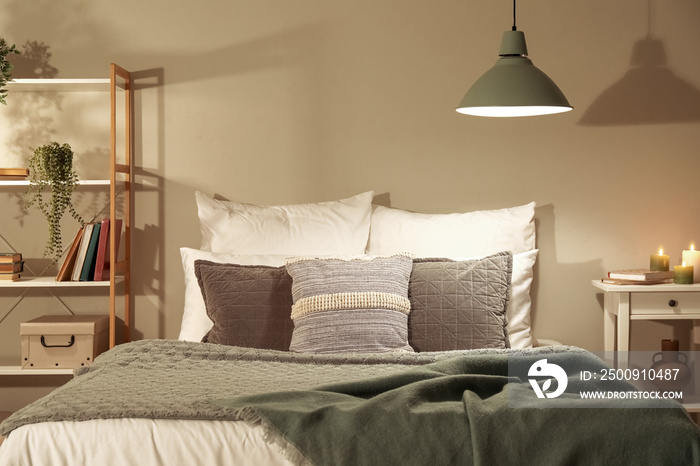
1 419 291 466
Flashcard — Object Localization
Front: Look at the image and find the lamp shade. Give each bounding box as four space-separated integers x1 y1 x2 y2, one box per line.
457 31 572 117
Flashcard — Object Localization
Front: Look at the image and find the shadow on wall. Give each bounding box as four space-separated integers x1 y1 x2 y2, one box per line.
531 204 604 347
579 36 700 126
129 67 166 338
6 43 111 233
579 0 700 126
5 41 61 157
6 42 63 228
11 41 58 79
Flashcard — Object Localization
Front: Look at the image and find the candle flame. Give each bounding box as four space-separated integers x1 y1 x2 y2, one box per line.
659 248 663 255
692 244 696 252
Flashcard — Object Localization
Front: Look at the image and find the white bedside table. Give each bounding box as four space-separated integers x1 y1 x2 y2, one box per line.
592 280 700 352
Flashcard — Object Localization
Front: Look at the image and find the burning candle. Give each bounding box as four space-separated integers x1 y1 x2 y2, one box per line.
674 262 694 284
650 248 670 271
681 244 700 283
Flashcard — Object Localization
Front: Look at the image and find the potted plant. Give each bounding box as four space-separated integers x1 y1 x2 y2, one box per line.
24 142 84 263
0 38 20 105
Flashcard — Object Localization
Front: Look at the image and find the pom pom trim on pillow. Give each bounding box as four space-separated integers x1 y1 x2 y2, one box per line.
291 292 411 320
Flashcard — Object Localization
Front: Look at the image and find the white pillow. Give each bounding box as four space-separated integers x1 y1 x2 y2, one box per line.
506 250 538 348
178 247 288 341
196 191 374 255
366 202 537 348
368 202 535 257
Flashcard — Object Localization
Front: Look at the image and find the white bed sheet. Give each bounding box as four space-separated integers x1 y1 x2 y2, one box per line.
0 418 292 466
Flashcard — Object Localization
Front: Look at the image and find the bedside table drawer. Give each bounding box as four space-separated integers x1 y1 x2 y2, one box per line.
630 292 700 316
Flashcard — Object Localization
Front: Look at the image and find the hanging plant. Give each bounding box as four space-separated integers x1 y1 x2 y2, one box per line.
0 38 20 105
25 142 84 263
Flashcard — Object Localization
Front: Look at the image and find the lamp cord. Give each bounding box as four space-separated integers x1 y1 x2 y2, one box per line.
512 0 517 31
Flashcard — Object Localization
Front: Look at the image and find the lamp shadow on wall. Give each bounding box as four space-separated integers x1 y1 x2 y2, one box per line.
579 37 700 126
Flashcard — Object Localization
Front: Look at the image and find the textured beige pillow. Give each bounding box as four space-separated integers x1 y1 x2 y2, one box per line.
408 253 512 351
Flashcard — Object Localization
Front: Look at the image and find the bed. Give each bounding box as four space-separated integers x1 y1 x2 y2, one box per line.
1 191 699 465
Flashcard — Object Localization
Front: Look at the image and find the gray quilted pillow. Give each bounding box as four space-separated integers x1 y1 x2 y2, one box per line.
408 252 512 351
285 253 414 354
194 260 294 351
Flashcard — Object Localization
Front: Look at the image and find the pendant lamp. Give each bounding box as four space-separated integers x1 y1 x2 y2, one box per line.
456 0 572 117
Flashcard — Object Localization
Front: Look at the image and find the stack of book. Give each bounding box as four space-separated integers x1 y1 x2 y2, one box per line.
0 253 24 281
0 168 29 181
602 269 674 285
56 218 122 282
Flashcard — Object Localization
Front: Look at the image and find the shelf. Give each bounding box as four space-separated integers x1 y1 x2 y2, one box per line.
0 179 110 186
0 64 133 378
0 362 74 376
0 276 123 288
6 78 110 92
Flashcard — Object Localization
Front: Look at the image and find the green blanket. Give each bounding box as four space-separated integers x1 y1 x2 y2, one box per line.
215 351 700 466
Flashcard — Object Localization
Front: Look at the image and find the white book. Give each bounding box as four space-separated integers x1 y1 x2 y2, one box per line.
607 269 674 281
71 223 95 281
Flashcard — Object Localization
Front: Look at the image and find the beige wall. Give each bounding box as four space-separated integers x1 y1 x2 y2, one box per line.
1 0 700 407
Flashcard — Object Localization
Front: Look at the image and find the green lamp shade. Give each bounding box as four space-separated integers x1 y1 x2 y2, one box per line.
456 31 573 117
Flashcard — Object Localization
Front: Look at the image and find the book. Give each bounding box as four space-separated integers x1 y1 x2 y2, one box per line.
0 168 29 177
601 278 673 286
72 223 96 281
56 226 84 282
80 223 102 281
607 269 675 281
0 261 23 273
0 253 22 264
0 273 20 281
93 219 110 281
93 218 122 281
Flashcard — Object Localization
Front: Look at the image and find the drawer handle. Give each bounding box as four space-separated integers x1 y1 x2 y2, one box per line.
41 335 75 348
668 300 678 308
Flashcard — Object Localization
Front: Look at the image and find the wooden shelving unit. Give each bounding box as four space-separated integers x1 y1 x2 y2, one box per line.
0 64 133 375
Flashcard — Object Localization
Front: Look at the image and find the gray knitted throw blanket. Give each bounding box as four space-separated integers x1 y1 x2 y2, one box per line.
4 340 699 466
1 339 562 437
